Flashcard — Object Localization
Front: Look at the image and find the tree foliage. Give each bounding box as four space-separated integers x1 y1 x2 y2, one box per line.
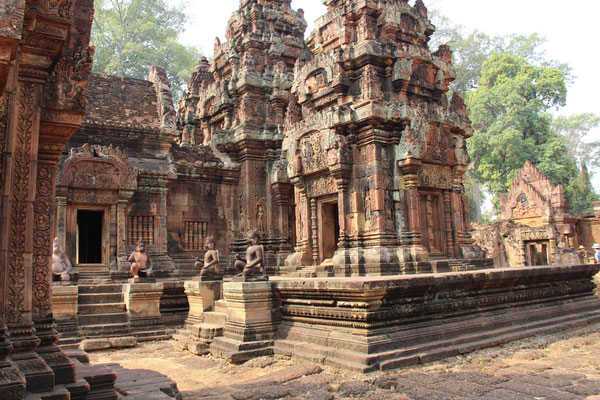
91 0 201 98
428 7 598 216
552 113 600 170
465 53 593 211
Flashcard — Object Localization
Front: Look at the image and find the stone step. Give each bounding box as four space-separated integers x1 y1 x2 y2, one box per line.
78 284 123 294
79 302 126 314
79 322 130 337
78 312 128 326
78 293 123 304
57 337 82 347
25 385 71 400
203 311 227 325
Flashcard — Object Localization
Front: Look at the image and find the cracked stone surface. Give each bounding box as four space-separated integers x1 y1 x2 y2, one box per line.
86 322 600 399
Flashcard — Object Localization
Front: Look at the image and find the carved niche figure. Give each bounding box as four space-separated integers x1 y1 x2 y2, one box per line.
363 188 372 232
234 229 265 277
200 236 221 277
129 238 152 278
52 237 72 281
256 203 265 234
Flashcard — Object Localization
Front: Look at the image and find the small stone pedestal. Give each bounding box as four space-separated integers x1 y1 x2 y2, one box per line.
184 280 222 325
123 282 164 333
52 285 79 334
210 281 276 363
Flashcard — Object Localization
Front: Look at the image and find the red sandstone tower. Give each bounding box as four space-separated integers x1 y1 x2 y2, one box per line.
178 0 308 272
282 0 485 275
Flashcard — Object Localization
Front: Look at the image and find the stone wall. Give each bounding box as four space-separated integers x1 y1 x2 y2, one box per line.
273 265 600 372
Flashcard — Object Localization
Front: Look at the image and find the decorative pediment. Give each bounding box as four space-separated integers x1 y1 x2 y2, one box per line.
500 161 568 222
58 144 137 190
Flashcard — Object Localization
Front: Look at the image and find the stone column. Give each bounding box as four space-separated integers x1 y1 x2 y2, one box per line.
335 178 350 247
443 191 455 258
158 182 169 254
55 195 67 242
109 204 117 269
32 149 76 385
210 281 275 362
0 85 25 400
310 198 319 264
398 157 428 262
4 80 56 394
117 191 133 269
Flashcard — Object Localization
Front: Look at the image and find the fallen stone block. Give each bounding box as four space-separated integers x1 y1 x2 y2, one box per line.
80 339 110 352
109 336 137 348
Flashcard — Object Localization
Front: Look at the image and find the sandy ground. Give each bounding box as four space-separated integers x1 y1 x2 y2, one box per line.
88 322 600 399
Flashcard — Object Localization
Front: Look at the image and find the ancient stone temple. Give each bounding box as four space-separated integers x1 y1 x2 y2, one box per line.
472 161 600 267
178 0 308 273
56 69 177 280
282 0 486 275
0 0 98 397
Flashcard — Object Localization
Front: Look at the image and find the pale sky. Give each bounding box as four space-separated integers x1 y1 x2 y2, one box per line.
178 0 600 182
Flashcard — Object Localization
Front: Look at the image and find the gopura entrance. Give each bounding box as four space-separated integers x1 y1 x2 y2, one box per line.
56 145 138 274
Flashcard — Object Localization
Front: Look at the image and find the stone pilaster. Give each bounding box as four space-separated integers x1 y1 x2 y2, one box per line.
210 281 276 362
5 79 56 394
398 157 428 263
32 148 76 386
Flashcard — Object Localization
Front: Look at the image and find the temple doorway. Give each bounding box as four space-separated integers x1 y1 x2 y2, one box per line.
526 241 550 266
77 210 104 264
319 199 339 263
420 192 446 256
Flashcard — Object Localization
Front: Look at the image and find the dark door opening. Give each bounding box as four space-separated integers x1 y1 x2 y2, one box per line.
320 201 340 262
77 210 103 264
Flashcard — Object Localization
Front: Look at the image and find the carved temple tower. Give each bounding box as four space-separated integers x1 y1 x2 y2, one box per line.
282 0 485 275
178 0 308 270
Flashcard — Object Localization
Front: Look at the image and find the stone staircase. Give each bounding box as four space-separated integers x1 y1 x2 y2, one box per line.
57 283 172 349
78 284 131 341
76 266 112 283
174 299 228 355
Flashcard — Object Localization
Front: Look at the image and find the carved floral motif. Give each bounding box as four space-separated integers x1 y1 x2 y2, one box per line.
32 164 56 313
7 82 34 323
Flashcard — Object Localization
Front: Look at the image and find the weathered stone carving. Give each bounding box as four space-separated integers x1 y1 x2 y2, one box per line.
59 144 137 190
282 0 483 273
200 236 221 277
129 239 152 278
234 230 265 277
44 46 95 112
52 237 72 281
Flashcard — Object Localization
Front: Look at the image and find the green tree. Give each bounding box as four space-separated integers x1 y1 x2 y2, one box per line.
465 53 581 209
91 0 201 98
566 163 599 214
552 113 600 170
